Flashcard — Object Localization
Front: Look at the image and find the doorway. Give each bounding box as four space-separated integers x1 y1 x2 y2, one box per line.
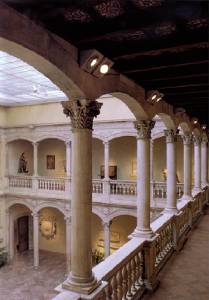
17 216 29 253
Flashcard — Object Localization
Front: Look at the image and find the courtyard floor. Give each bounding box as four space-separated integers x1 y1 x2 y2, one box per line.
0 250 66 300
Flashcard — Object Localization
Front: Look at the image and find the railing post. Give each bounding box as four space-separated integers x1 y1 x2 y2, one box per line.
143 238 159 291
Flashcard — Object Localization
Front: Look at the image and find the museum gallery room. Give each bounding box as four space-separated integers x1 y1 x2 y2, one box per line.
0 1 208 300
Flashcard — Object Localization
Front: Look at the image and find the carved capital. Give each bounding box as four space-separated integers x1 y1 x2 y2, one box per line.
64 216 71 225
182 133 193 145
33 142 39 148
102 220 112 228
135 120 155 139
32 212 39 219
202 134 208 146
193 135 202 146
65 140 71 147
62 99 102 130
164 129 178 143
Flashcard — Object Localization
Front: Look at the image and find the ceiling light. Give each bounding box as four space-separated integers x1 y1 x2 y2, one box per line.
100 64 109 74
202 124 207 130
192 117 198 124
146 90 164 105
90 57 98 67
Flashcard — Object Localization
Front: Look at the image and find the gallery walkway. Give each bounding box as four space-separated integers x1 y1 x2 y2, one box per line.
0 250 66 300
143 207 209 300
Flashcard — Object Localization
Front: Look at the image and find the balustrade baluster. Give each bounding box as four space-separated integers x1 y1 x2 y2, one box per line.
116 269 123 299
122 265 128 300
126 261 133 298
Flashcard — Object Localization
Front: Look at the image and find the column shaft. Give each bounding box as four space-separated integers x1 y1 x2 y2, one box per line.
132 120 154 238
33 142 39 176
193 136 201 193
201 136 208 187
103 222 110 258
65 216 71 272
104 141 109 179
165 130 178 213
62 99 102 294
65 141 71 177
33 212 39 268
182 133 192 200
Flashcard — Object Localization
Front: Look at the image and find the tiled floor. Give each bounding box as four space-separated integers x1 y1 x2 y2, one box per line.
143 208 209 300
0 250 66 300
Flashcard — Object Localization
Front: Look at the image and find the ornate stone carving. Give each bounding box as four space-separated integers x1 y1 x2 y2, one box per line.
62 99 102 130
135 120 155 139
182 133 193 145
193 135 202 146
201 134 208 145
164 129 178 143
64 216 71 225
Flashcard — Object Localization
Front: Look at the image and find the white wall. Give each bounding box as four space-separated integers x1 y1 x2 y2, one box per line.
92 139 104 179
3 97 135 128
110 137 136 180
38 139 66 177
8 140 33 175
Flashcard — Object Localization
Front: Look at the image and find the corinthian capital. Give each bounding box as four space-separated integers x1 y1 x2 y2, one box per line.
202 134 208 145
135 120 155 139
164 129 178 143
193 135 202 146
62 99 102 130
182 133 193 145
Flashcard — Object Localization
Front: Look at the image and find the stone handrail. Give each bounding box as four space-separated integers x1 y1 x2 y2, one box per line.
92 179 103 194
110 180 137 195
80 187 208 300
37 176 65 191
93 237 146 299
8 175 32 188
152 181 184 200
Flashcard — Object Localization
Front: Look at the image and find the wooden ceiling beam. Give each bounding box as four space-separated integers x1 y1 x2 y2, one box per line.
141 73 208 83
158 83 209 90
123 60 208 74
114 42 209 61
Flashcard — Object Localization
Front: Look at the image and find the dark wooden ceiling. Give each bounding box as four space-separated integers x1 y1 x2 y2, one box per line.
3 0 209 124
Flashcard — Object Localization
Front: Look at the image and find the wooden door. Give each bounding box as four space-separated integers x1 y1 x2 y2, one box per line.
17 216 29 253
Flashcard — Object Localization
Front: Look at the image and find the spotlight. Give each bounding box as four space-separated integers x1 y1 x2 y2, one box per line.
79 49 114 78
146 90 164 105
93 57 114 78
79 49 103 74
100 64 109 74
202 124 207 130
192 117 198 125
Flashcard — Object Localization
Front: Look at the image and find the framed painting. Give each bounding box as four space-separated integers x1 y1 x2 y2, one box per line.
47 155 55 170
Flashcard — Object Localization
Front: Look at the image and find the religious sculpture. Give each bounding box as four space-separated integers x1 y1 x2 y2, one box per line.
18 152 28 173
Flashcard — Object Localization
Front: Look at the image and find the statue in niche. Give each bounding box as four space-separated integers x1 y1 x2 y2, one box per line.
18 152 28 173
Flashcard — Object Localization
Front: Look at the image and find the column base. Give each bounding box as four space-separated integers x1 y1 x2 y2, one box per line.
163 207 178 214
62 273 99 295
129 227 154 239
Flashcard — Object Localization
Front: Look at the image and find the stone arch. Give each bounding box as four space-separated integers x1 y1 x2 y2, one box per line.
6 137 34 144
92 208 105 223
7 199 34 212
108 210 136 222
92 134 104 143
35 202 67 216
156 113 176 130
36 136 68 143
108 132 137 142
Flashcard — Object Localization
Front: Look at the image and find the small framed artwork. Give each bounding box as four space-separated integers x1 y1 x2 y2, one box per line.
47 155 55 170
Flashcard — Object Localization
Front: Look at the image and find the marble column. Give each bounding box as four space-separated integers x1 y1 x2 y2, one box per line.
182 133 193 200
62 99 102 294
32 212 39 269
9 213 14 261
65 141 71 177
201 135 208 187
33 142 39 176
65 216 71 273
150 139 154 205
103 141 110 196
164 129 178 213
103 221 110 258
193 135 202 193
103 141 110 180
132 120 155 238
